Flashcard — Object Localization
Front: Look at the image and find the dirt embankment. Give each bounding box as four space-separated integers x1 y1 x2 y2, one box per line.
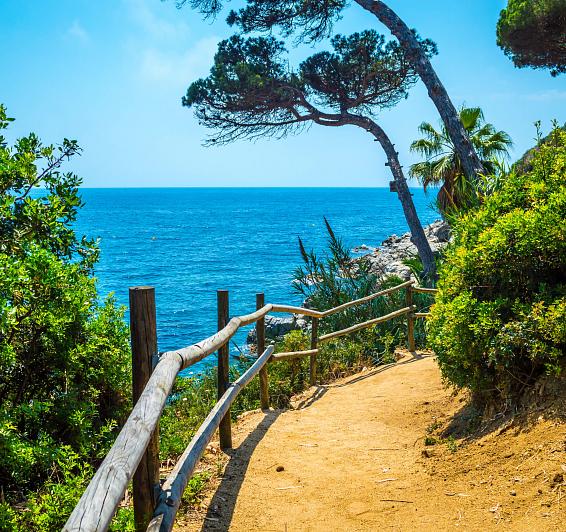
174 354 566 531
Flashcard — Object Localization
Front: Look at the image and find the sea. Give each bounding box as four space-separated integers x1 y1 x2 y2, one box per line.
73 188 438 376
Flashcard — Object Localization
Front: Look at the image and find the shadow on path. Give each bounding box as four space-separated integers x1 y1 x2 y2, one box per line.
201 410 281 531
293 385 328 410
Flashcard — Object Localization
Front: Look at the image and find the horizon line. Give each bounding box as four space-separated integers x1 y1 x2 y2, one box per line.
69 185 432 190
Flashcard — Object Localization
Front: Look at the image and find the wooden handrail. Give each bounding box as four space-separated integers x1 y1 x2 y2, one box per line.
64 307 273 532
322 280 414 317
65 280 431 531
411 286 438 294
270 304 324 318
64 352 183 532
147 345 274 531
167 304 273 370
271 348 319 361
319 306 415 342
270 280 414 320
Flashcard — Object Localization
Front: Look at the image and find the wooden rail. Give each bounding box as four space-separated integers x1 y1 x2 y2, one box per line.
147 345 275 531
64 280 436 532
271 348 319 361
318 306 414 342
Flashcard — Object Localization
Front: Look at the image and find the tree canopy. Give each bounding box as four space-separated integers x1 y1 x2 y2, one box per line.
429 126 566 402
179 0 344 42
497 0 566 76
179 0 487 179
184 30 435 144
0 105 131 529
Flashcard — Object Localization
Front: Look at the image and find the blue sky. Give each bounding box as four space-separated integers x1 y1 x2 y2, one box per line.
1 0 564 187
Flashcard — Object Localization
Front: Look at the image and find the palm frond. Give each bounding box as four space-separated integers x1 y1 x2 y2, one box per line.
409 138 438 157
411 105 512 214
416 121 443 142
459 106 483 131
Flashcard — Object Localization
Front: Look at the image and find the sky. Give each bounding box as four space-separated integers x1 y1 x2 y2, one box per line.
1 0 564 187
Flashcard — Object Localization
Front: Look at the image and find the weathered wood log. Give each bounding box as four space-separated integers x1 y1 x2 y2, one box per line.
310 318 319 385
411 286 438 294
270 348 319 361
63 351 182 532
217 290 232 450
319 306 415 343
414 312 431 318
406 286 416 352
147 345 275 532
163 304 273 370
65 302 277 530
270 304 324 318
323 280 413 317
271 281 413 320
256 293 270 409
65 301 277 530
129 287 161 532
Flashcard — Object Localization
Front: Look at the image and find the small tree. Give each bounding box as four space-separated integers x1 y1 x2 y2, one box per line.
0 105 130 526
184 31 437 278
497 0 566 76
410 107 512 214
180 0 486 181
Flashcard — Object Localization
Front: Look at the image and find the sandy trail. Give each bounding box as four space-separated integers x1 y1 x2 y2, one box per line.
176 353 565 531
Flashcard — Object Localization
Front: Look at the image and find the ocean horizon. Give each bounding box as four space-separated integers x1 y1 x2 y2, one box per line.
71 187 439 375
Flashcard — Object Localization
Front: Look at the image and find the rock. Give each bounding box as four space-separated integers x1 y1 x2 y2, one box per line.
247 314 308 344
276 465 285 472
352 244 375 253
360 220 451 281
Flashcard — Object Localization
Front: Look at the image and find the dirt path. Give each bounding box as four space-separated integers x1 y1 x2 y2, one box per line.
176 354 566 531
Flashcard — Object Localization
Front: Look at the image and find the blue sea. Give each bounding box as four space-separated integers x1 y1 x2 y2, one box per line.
74 188 438 375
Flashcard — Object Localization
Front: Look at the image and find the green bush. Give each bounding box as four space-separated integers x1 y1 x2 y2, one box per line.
428 126 566 403
0 105 131 529
294 217 431 348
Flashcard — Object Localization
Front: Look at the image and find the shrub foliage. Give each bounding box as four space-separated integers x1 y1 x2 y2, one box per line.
0 105 132 530
429 126 566 403
293 217 432 346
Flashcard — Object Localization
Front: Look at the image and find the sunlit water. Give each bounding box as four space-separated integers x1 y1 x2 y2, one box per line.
72 188 438 375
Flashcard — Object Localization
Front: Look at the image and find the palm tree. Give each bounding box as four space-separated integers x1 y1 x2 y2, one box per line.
410 107 512 213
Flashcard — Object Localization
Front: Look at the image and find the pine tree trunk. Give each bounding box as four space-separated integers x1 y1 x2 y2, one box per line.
371 124 437 281
345 114 437 280
355 0 485 180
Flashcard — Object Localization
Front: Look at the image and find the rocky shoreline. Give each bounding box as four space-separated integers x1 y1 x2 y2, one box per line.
246 220 450 345
355 219 450 280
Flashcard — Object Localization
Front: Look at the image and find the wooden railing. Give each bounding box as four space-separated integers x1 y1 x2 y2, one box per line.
63 280 436 532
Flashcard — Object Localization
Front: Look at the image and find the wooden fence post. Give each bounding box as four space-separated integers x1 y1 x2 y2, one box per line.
310 318 319 385
129 286 160 532
406 285 416 352
257 293 270 409
217 290 232 450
